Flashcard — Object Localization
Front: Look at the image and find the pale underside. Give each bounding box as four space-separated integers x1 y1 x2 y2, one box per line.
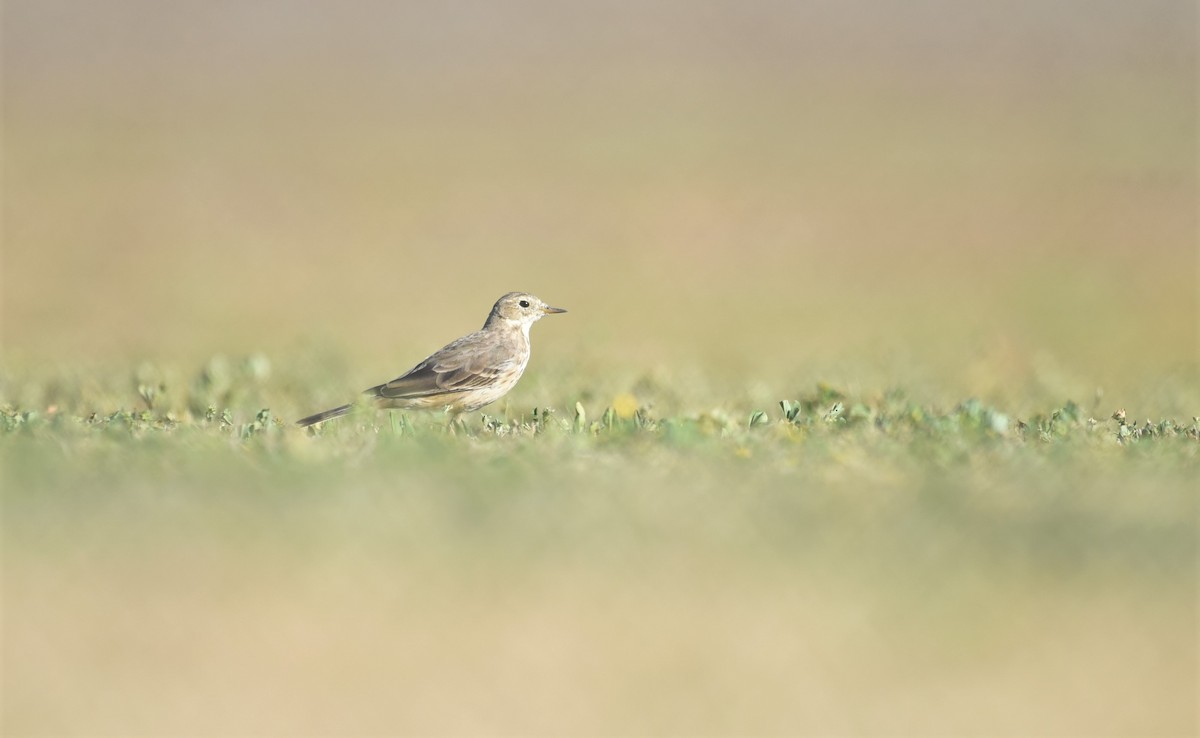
367 323 531 414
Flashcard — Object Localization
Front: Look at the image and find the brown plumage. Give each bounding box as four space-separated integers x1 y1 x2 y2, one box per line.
297 292 565 427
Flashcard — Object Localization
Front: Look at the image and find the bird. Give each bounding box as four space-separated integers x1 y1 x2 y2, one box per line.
296 292 566 428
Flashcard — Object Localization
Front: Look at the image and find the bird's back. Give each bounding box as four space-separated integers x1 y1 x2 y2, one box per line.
369 323 531 411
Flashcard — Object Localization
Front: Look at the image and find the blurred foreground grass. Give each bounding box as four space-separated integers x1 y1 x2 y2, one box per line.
2 360 1196 735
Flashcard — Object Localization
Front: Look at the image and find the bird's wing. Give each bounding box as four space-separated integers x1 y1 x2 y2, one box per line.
369 331 522 400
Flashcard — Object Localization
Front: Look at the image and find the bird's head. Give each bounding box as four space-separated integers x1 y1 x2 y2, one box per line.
486 292 567 332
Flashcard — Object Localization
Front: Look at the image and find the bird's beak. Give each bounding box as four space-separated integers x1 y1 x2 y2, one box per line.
543 305 567 314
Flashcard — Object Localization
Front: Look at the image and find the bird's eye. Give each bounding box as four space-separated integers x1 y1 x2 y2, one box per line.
519 300 530 308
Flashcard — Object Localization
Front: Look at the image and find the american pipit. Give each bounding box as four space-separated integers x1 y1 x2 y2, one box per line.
296 292 566 427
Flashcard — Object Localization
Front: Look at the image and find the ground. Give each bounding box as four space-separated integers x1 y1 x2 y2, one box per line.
2 364 1195 735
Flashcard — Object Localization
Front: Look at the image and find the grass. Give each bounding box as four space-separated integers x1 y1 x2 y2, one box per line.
2 359 1196 735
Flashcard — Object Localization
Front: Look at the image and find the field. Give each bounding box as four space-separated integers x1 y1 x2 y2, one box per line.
3 362 1197 734
2 1 1197 735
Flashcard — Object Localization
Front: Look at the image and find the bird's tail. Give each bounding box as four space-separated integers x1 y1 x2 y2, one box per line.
296 403 353 427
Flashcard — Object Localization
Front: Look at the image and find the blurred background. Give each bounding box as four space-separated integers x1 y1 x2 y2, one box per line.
3 3 1198 736
4 0 1196 411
